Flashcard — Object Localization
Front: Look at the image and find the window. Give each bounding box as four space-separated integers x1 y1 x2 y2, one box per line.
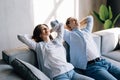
33 0 79 26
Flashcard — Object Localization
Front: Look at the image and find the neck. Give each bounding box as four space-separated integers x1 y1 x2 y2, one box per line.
65 25 72 31
42 36 50 42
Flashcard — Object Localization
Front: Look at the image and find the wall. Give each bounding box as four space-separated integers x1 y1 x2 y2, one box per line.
0 0 113 59
78 0 107 32
0 0 34 59
107 0 120 27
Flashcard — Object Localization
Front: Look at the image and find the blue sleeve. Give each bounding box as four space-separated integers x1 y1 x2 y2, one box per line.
84 15 94 33
17 34 37 50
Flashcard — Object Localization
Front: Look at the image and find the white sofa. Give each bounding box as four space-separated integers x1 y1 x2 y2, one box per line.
0 27 120 80
94 27 120 67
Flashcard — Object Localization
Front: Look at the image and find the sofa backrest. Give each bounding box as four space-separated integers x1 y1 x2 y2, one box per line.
63 41 70 62
2 47 38 67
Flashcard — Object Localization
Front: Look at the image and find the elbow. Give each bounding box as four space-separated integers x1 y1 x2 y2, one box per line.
87 15 94 23
17 35 21 40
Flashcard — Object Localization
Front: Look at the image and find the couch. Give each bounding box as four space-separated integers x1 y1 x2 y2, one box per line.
1 27 120 80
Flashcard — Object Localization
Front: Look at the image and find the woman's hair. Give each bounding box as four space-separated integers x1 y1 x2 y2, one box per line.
32 24 53 42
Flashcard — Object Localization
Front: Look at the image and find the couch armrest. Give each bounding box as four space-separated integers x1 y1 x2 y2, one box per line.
2 47 37 67
92 34 101 54
0 59 23 80
94 27 120 55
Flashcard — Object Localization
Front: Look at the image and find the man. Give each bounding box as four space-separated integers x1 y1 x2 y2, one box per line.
63 15 120 80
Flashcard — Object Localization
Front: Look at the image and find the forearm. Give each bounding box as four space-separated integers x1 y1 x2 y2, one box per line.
50 20 64 42
86 15 94 32
51 23 64 43
56 23 64 41
80 15 93 32
80 17 87 27
17 34 36 50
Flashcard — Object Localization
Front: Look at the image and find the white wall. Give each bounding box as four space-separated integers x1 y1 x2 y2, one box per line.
0 0 34 59
0 0 108 59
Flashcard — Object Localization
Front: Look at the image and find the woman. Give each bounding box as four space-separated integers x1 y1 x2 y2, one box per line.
17 22 94 80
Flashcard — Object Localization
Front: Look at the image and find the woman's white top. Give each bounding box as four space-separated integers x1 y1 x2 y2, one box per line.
17 23 74 78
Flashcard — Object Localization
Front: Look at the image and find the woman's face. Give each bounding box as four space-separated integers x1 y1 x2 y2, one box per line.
40 24 50 38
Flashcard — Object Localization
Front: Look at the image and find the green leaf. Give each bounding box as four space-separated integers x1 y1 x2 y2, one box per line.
104 19 113 29
108 6 113 19
93 11 104 24
99 4 109 21
113 13 120 26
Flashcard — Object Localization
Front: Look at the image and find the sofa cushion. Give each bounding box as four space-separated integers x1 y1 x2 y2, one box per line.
2 47 37 67
102 56 120 67
103 50 120 62
118 34 120 49
0 60 23 80
101 32 116 54
11 58 50 80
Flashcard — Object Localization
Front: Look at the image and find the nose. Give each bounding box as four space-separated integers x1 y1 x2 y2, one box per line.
45 28 50 32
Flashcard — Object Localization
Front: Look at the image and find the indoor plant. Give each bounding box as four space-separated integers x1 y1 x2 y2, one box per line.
93 4 120 29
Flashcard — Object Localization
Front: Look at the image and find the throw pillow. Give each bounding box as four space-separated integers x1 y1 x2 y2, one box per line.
118 34 120 48
11 58 50 80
